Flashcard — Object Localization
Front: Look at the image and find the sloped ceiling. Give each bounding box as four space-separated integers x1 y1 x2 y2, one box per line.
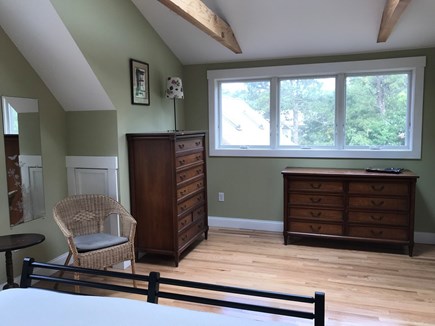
0 0 115 111
133 0 435 65
1 0 435 112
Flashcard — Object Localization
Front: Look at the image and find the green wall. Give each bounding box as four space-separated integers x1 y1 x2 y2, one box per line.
183 48 435 233
51 0 184 209
0 25 68 284
66 111 118 156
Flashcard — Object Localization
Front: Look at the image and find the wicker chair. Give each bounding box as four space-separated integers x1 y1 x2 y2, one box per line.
53 194 137 286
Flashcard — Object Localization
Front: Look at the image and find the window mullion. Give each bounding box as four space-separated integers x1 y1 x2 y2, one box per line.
270 77 278 149
335 74 345 149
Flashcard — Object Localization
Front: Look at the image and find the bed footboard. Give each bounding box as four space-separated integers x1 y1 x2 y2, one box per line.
20 257 325 325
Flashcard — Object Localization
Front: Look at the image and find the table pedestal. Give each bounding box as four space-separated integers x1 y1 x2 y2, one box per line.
3 250 18 289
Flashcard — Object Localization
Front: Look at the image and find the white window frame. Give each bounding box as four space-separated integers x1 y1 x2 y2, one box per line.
207 57 426 159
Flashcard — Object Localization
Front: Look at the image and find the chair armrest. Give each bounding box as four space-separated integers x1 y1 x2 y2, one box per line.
118 213 137 240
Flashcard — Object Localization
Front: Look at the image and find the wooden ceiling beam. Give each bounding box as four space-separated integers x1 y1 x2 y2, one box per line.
158 0 242 54
377 0 411 43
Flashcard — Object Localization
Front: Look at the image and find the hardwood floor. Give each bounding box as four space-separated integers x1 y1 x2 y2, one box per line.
59 227 435 325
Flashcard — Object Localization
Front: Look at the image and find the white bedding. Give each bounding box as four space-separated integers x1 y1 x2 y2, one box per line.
0 288 286 325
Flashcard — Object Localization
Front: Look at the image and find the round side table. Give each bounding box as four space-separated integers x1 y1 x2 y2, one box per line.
0 233 45 289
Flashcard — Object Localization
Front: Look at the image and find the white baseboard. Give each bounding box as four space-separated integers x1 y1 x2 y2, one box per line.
415 232 435 244
208 216 435 244
209 216 283 232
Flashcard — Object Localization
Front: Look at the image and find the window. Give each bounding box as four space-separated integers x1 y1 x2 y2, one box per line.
208 57 425 159
2 102 19 135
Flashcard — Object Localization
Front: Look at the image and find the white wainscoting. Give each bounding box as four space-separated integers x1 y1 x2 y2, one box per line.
19 155 45 222
65 156 129 269
208 216 435 244
66 156 118 199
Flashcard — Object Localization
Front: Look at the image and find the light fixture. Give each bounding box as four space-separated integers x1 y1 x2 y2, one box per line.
166 77 184 131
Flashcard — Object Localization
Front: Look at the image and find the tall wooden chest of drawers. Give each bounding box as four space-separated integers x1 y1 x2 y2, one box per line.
127 132 208 266
282 168 418 256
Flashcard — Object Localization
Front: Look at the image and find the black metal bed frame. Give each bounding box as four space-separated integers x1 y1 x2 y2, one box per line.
20 257 325 325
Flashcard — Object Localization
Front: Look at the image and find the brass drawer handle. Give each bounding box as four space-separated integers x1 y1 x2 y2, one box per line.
197 182 203 188
309 225 322 232
370 215 383 221
179 189 187 196
180 204 187 211
371 185 385 191
178 143 185 149
310 211 322 217
370 229 383 236
196 168 202 174
195 141 201 146
180 220 187 227
371 200 384 207
179 159 186 165
179 174 186 181
310 183 321 189
310 197 321 203
195 155 202 160
181 234 188 241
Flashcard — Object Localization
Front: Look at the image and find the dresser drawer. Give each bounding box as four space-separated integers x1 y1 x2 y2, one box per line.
348 211 408 226
348 197 408 211
347 226 408 241
175 137 204 154
177 165 205 185
288 208 343 222
176 152 204 168
289 221 342 236
177 179 205 200
289 194 344 208
348 182 408 195
177 206 206 231
289 180 343 193
192 206 206 222
178 213 193 231
177 192 205 215
178 219 205 249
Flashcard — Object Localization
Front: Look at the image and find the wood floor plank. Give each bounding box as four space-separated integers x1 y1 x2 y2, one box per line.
53 227 435 325
134 228 435 325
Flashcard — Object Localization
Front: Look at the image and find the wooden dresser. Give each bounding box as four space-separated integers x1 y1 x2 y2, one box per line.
282 167 418 256
127 132 208 266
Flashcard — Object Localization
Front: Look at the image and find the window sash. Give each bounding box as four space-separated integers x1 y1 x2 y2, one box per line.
208 57 425 159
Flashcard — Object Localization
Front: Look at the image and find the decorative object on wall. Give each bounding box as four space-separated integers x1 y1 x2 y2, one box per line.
165 77 184 131
130 59 150 105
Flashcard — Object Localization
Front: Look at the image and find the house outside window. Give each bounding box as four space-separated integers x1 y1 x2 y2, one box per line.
208 57 425 159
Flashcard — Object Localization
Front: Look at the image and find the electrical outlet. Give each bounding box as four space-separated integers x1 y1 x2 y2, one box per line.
218 192 224 202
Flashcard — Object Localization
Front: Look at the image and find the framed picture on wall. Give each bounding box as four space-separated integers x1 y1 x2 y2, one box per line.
130 58 150 105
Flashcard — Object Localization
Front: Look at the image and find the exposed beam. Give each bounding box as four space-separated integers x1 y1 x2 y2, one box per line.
377 0 411 43
158 0 242 54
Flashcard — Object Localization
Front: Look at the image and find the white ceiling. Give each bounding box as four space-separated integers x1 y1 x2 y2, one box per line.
1 0 434 112
133 0 435 65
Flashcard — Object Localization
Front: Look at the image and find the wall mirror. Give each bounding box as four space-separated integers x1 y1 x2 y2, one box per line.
1 96 45 226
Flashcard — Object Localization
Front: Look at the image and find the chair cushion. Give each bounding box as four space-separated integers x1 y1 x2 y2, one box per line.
74 233 128 253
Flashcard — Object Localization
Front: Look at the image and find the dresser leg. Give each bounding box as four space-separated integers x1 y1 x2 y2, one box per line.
284 235 288 245
408 242 414 257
